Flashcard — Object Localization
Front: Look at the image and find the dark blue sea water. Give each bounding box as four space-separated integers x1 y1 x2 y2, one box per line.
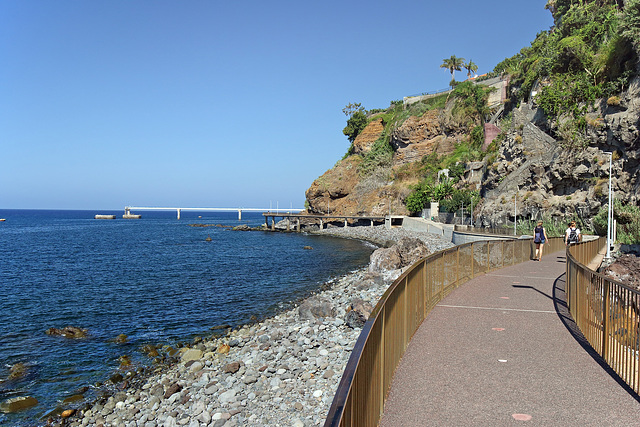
0 209 373 425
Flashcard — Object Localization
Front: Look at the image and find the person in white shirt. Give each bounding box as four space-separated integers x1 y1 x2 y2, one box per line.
565 221 581 245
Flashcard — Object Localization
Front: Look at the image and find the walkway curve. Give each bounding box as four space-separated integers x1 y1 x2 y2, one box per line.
379 251 640 426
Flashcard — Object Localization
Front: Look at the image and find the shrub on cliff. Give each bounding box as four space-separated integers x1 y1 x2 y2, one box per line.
343 110 368 144
357 133 394 177
452 81 495 126
592 201 640 244
405 182 433 214
494 1 637 147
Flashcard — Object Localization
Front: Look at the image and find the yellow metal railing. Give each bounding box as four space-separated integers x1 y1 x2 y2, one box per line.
325 236 565 427
566 237 640 394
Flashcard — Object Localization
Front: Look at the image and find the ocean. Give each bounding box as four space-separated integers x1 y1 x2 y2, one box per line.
0 209 374 426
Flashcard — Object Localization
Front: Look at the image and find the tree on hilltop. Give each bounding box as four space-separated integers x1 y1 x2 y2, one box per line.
464 60 478 78
440 55 465 85
342 102 365 117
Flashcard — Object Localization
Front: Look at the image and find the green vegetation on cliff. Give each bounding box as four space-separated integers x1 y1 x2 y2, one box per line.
403 81 495 214
324 0 639 239
495 0 638 145
593 201 640 244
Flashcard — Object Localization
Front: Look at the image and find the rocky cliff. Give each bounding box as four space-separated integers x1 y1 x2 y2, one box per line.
305 103 463 217
477 73 640 226
305 71 640 229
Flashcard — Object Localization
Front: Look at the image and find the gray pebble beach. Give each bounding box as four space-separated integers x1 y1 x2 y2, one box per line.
69 226 453 427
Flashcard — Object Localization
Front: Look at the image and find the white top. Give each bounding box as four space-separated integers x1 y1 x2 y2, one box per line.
565 227 581 242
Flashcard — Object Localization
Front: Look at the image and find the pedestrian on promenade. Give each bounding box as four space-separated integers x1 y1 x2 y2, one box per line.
533 220 548 261
565 221 581 245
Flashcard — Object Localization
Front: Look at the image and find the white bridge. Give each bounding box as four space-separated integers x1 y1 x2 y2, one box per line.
124 206 304 220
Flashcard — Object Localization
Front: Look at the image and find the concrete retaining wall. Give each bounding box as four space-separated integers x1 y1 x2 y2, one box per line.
451 231 519 245
402 216 523 246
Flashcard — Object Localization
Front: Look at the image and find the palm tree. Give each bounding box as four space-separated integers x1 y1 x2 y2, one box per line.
464 60 478 78
440 55 465 84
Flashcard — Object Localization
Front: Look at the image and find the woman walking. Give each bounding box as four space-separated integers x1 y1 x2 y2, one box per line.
565 221 581 246
533 221 548 261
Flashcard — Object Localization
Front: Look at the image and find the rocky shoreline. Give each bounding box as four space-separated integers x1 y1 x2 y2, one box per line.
60 226 453 427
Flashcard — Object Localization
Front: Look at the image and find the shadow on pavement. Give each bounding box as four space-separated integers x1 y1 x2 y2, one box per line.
512 284 553 300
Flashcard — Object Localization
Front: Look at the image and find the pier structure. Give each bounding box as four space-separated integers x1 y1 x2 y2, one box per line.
124 206 304 220
262 212 386 232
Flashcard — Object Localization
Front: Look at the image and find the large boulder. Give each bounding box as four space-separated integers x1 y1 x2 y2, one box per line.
395 237 432 265
181 348 203 363
603 254 640 290
369 237 431 274
369 246 402 273
345 298 374 329
298 297 335 322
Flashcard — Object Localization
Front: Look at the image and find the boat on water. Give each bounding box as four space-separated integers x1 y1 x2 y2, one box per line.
94 215 116 220
0 218 6 222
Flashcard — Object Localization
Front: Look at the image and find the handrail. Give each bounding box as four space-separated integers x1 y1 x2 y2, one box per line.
566 237 640 394
325 236 565 426
403 87 452 99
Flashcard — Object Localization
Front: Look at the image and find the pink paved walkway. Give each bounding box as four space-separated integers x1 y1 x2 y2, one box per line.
379 251 640 426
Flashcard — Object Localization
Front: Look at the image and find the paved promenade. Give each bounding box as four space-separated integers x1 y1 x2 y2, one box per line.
379 251 640 426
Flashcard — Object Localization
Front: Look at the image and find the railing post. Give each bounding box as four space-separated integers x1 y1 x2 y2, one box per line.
423 259 428 318
566 248 571 312
471 242 475 278
380 306 386 420
602 279 610 361
441 252 446 299
485 242 489 274
456 247 460 286
403 277 408 348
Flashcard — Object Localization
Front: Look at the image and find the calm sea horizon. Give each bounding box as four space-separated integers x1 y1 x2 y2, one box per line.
0 209 374 426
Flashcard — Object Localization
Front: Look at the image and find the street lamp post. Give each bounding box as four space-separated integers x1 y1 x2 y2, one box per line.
605 152 613 260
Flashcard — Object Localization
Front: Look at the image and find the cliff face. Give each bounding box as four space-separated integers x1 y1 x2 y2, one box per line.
390 109 457 165
305 106 462 217
477 75 640 226
305 74 640 226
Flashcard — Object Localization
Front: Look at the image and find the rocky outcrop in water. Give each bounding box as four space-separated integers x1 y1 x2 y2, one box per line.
45 326 88 339
0 396 38 414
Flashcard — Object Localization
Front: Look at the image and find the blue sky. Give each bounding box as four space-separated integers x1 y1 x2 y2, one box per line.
1 0 554 210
